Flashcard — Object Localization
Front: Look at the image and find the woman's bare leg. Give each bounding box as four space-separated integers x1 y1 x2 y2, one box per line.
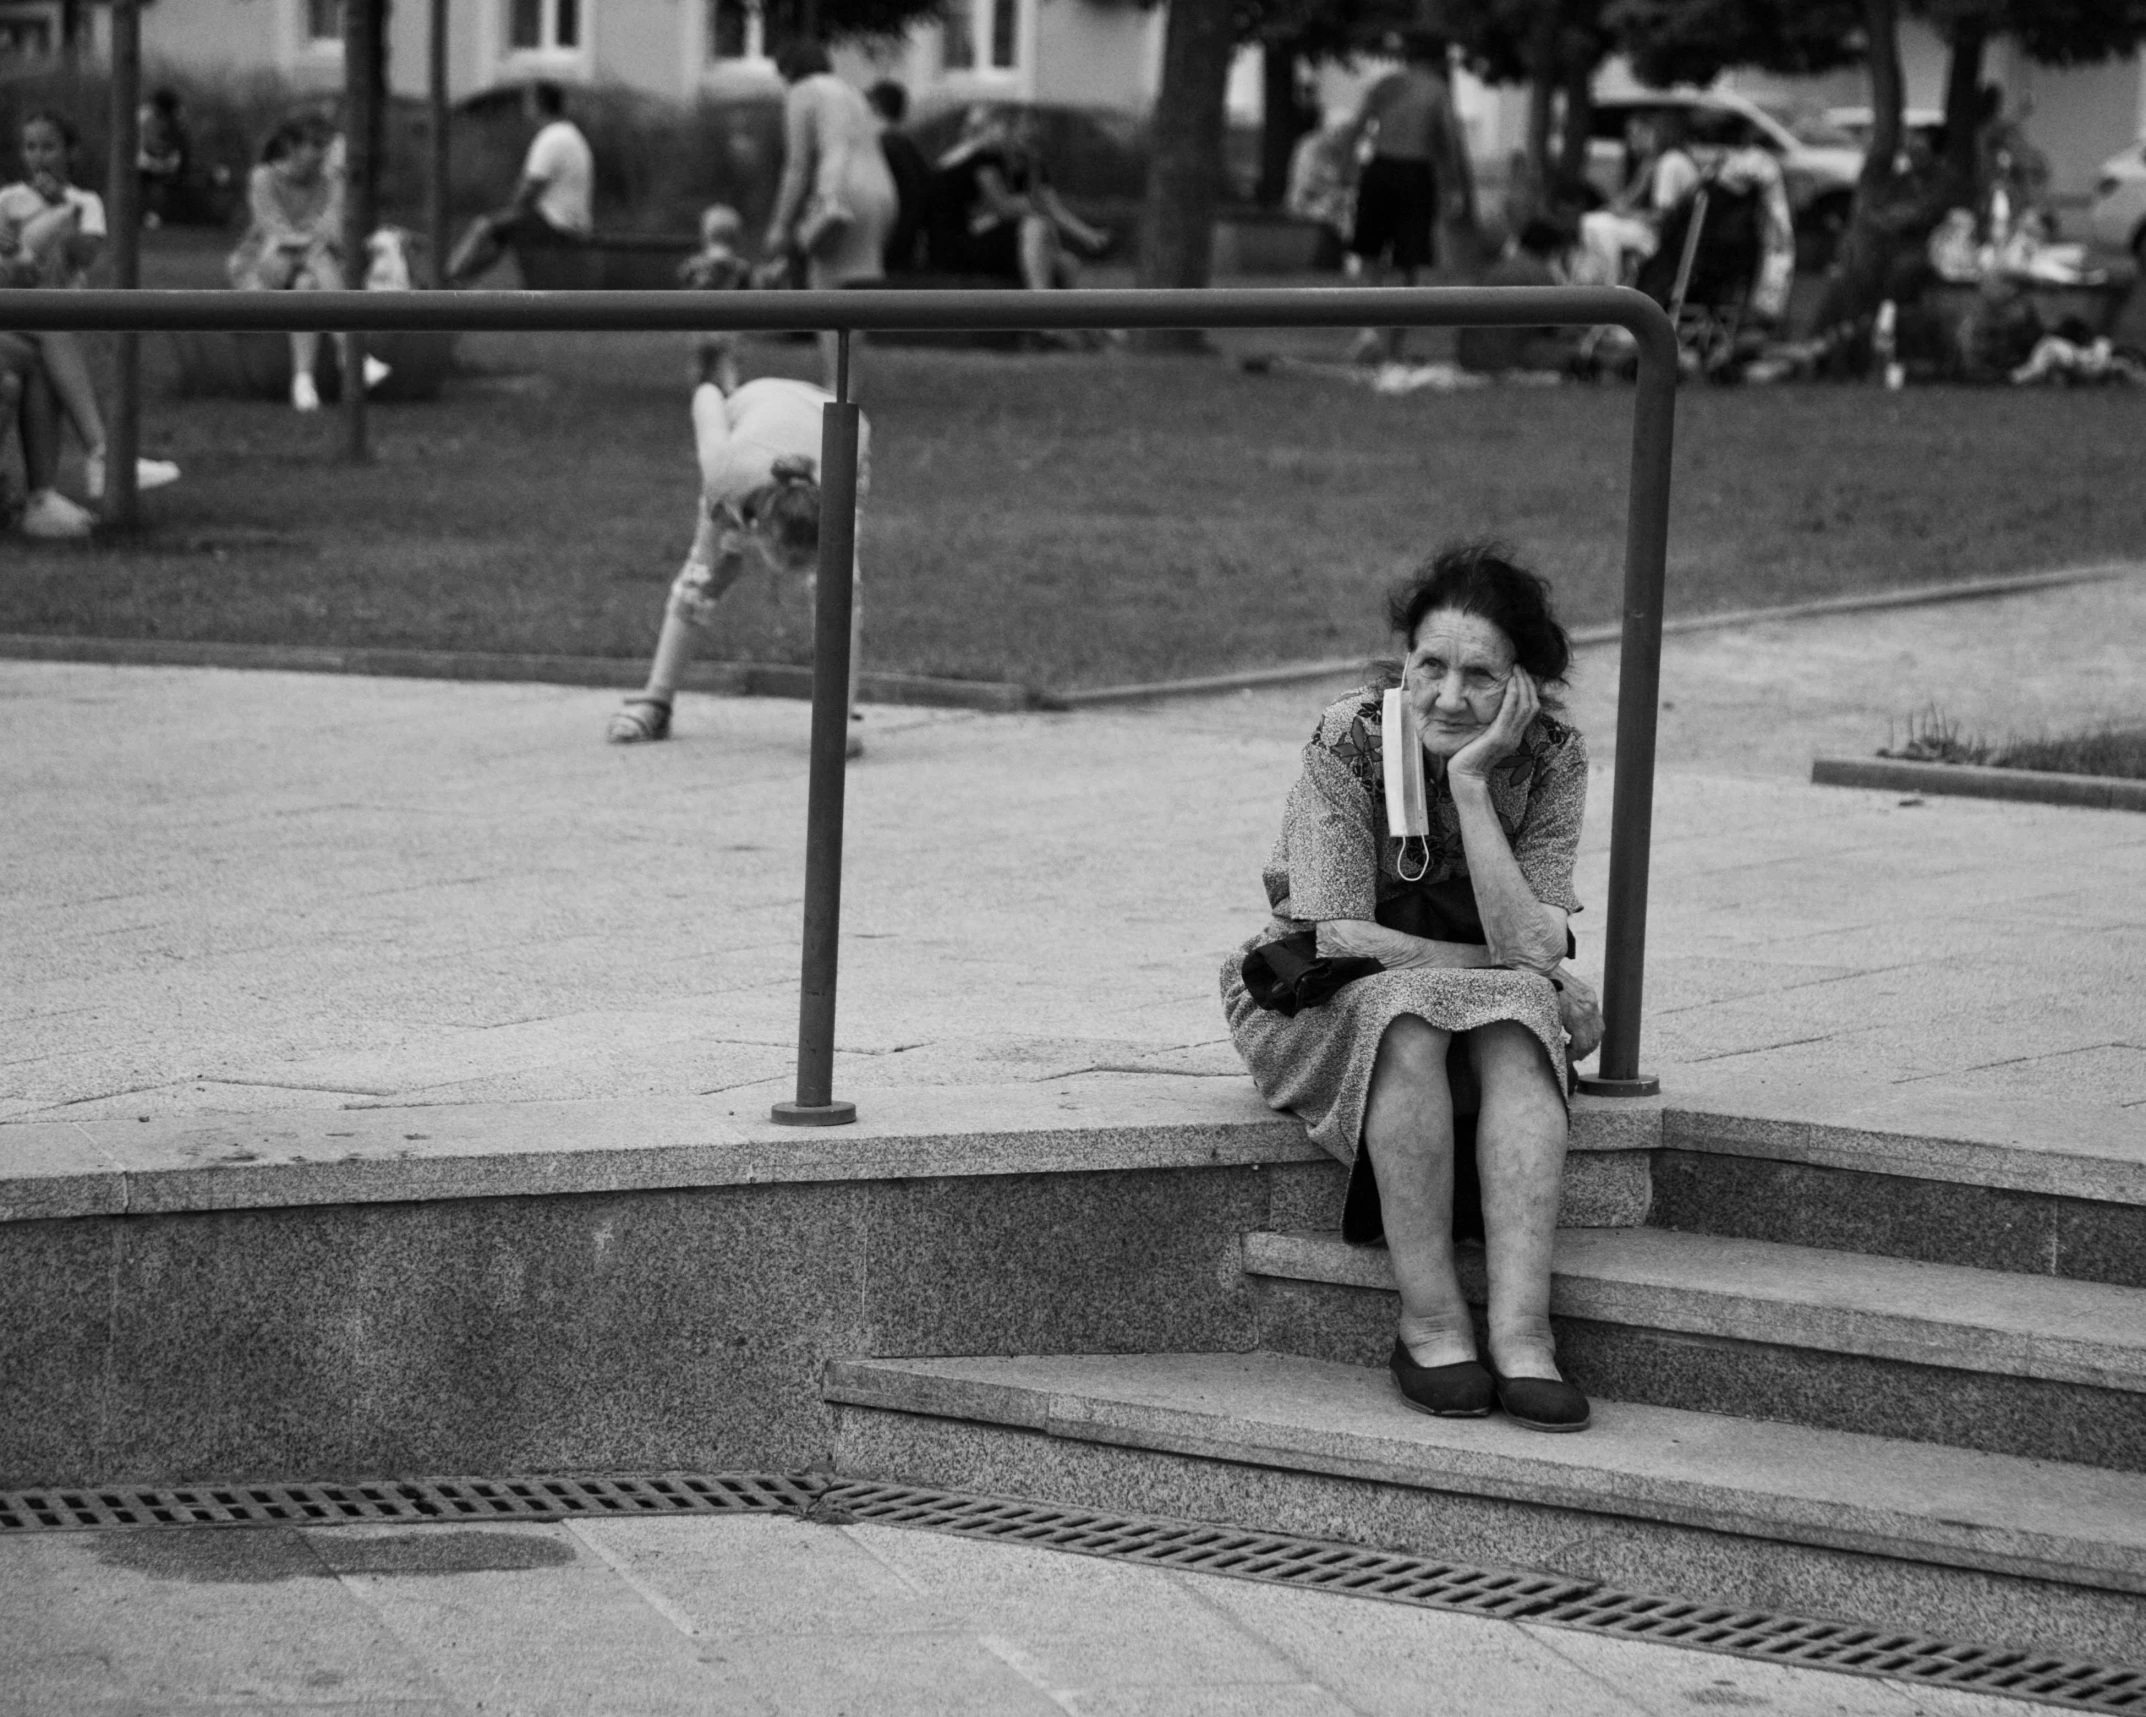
290 329 320 379
1361 1014 1475 1367
28 332 104 458
19 363 62 493
1470 1019 1569 1381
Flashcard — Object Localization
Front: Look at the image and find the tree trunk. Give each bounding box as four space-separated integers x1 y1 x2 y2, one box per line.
1256 37 1312 209
1554 50 1594 190
1861 0 1903 194
1518 3 1557 218
430 0 451 286
1815 0 1922 334
1940 8 1989 203
1134 0 1236 352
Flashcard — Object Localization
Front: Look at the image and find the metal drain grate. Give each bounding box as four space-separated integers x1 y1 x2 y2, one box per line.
5 1470 2138 1711
0 1472 820 1532
818 1479 2145 1713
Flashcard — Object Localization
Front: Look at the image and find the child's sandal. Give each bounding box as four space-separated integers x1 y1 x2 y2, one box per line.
606 698 672 744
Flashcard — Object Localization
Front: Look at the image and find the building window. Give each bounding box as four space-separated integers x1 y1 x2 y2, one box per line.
305 0 341 42
0 2 61 59
509 0 579 53
941 0 1016 73
707 0 763 62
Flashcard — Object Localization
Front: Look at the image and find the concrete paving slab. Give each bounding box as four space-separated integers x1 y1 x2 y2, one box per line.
0 1513 2060 1717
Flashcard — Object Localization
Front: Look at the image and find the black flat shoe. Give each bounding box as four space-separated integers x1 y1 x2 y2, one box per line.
1493 1371 1591 1433
1388 1339 1495 1418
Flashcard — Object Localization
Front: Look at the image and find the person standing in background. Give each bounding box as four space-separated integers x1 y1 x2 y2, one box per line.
445 81 593 283
1342 31 1470 366
866 80 929 275
763 42 897 390
137 88 191 227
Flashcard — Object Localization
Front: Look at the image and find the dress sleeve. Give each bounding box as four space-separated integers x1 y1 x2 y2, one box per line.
1279 743 1380 922
1509 727 1589 914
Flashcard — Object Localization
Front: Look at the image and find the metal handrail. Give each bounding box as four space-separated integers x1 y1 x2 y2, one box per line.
11 285 1676 1108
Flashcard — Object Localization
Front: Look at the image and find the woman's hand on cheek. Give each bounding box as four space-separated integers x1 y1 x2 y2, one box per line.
1448 667 1538 782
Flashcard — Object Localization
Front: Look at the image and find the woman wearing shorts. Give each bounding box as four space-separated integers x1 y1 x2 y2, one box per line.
1345 32 1469 366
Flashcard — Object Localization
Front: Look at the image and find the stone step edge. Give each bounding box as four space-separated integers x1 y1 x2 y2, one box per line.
0 1086 1647 1225
823 1351 2146 1596
1661 1105 2144 1210
1242 1228 2146 1394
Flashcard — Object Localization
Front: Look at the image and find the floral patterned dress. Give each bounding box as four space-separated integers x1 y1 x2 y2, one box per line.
1220 687 1589 1171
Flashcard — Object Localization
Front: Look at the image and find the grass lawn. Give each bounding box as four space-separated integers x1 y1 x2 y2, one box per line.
6 241 2145 692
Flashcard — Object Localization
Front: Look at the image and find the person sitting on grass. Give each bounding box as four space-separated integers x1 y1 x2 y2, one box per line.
228 113 388 413
606 364 869 759
0 329 73 537
678 203 751 396
444 81 594 285
0 108 181 525
930 107 1109 294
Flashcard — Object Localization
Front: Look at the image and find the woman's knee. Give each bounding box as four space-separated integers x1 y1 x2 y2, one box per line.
1470 1021 1564 1120
1372 1014 1450 1090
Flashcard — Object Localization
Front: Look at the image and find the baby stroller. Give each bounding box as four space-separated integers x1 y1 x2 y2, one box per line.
1636 167 1770 378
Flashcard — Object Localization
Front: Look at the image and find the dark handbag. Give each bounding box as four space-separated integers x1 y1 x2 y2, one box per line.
1240 932 1381 1018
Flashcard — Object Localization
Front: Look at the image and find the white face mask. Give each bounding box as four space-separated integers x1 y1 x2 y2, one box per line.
1382 687 1430 883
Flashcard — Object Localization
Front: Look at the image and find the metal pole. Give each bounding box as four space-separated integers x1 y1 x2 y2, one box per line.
103 0 141 530
341 0 379 460
428 0 449 288
1576 314 1678 1098
772 330 860 1126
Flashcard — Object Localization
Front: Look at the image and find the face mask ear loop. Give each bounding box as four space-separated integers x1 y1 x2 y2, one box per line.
1396 835 1430 884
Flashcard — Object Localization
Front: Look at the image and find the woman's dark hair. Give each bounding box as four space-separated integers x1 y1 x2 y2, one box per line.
775 39 833 82
20 109 80 153
1383 541 1572 689
262 111 332 164
867 80 908 124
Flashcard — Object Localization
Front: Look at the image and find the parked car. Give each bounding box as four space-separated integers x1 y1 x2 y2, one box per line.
2087 132 2146 262
1819 105 1947 160
1586 90 1866 269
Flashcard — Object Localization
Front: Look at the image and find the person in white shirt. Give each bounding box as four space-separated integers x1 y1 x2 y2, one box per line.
0 109 178 533
445 82 594 283
606 372 869 758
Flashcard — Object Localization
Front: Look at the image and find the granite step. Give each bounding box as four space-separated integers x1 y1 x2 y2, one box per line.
1244 1227 2146 1471
824 1349 2146 1665
1656 1104 2146 1288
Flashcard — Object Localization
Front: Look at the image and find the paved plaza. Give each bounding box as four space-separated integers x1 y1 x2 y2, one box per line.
5 568 2141 1144
2 568 2141 1715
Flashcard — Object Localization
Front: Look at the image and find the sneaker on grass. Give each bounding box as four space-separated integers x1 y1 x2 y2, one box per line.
291 371 321 413
21 489 93 538
363 355 392 390
83 454 182 500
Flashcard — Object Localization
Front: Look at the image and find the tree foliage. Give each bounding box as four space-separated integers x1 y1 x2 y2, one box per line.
1605 0 1868 88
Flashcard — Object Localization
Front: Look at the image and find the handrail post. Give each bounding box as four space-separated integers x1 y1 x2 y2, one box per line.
1577 316 1676 1098
772 331 861 1127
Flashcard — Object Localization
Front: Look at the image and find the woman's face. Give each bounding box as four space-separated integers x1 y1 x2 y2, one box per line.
20 120 69 189
283 137 327 181
1402 606 1516 758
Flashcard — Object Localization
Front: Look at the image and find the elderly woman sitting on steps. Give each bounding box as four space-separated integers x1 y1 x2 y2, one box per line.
1222 544 1604 1432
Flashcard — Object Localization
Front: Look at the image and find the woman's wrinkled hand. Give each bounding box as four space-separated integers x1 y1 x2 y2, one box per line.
1554 968 1604 1063
1448 665 1539 783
